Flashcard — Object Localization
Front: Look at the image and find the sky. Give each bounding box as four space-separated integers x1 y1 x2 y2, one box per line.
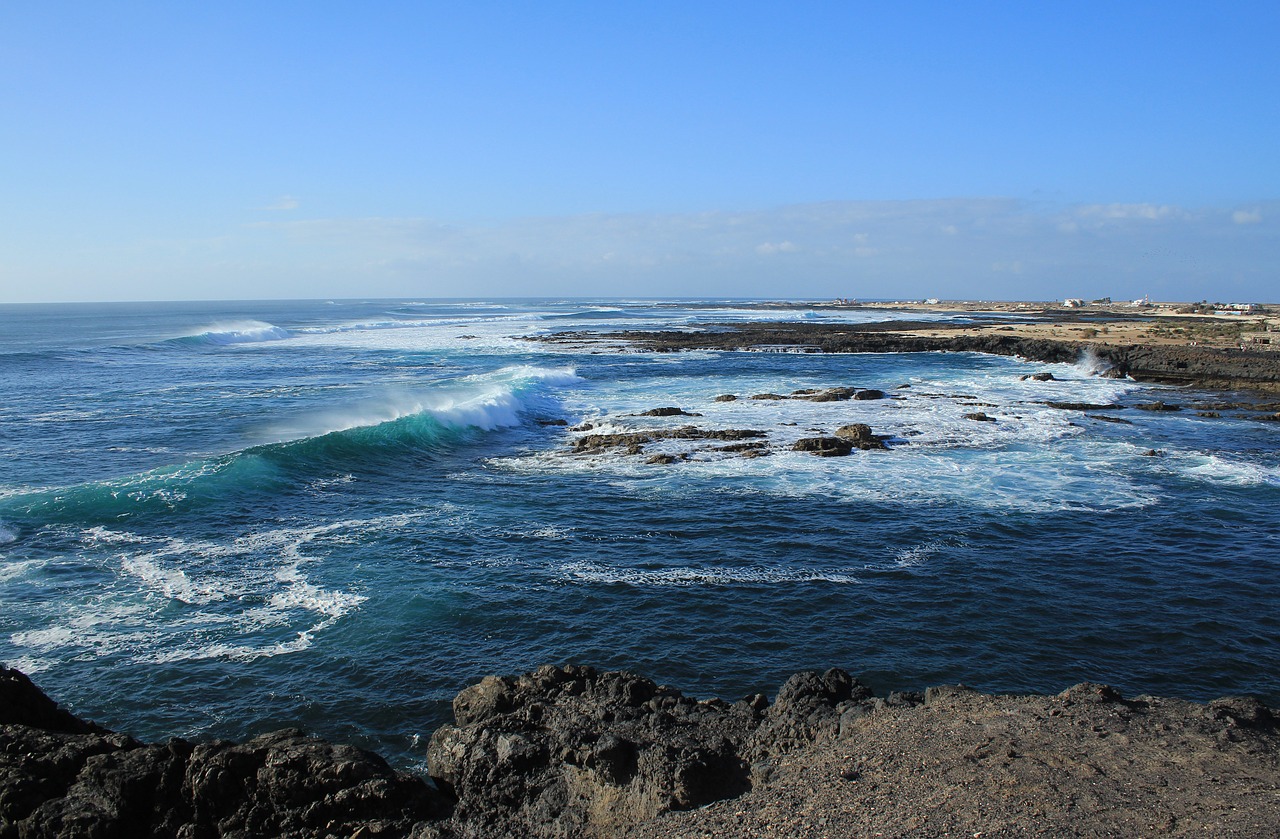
1 2 1277 303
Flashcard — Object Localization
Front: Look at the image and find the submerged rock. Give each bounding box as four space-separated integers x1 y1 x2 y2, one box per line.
1041 401 1123 411
802 387 857 402
963 412 996 422
635 407 702 417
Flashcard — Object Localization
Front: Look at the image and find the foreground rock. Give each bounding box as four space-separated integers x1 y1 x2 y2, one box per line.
0 667 447 838
5 665 1279 838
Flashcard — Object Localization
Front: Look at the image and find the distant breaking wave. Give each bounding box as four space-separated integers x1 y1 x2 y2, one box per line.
171 321 294 346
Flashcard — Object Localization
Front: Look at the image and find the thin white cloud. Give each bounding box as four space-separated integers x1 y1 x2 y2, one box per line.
263 195 300 211
11 198 1275 303
1076 203 1184 221
755 241 796 255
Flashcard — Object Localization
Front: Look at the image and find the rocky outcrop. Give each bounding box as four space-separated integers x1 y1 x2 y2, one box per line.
572 426 767 454
0 667 447 839
4 665 1280 839
634 407 701 417
834 424 889 450
791 437 853 456
540 323 1280 393
427 666 759 838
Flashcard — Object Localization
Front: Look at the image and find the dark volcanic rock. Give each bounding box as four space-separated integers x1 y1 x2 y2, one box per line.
713 394 738 402
1087 414 1134 425
573 432 654 453
544 322 1280 393
791 437 853 456
1134 401 1182 412
0 667 446 839
1043 401 1124 411
7 664 1280 839
750 393 787 401
853 389 886 400
802 387 856 402
963 412 996 422
635 407 702 417
572 427 767 456
427 665 759 837
716 441 769 454
646 454 680 465
1020 372 1056 381
833 424 889 450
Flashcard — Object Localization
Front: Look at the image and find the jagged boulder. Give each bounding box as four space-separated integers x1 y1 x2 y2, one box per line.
834 424 888 450
791 437 853 456
0 667 446 839
427 665 758 837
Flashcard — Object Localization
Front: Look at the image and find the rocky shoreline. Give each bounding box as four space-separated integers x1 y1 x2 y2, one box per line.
538 321 1280 394
4 665 1277 838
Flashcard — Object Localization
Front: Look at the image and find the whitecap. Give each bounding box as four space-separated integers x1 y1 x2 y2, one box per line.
177 321 293 345
556 561 860 586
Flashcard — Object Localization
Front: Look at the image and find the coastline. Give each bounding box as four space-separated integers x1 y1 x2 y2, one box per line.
537 301 1280 395
4 665 1277 838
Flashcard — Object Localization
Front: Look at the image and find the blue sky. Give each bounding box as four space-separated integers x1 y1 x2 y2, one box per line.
1 2 1276 303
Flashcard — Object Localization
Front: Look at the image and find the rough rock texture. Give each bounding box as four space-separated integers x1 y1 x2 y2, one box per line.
6 666 1279 838
833 424 889 450
634 407 701 417
571 426 767 454
0 668 446 839
629 684 1280 839
790 437 853 457
427 665 762 838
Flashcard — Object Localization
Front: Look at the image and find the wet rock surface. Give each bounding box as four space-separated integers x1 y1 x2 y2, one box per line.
4 665 1279 838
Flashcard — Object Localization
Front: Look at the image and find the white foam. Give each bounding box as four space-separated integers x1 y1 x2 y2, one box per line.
255 365 582 444
0 522 16 545
3 514 423 668
893 540 948 568
180 320 293 345
0 558 41 582
1172 452 1280 487
1 656 53 674
556 561 860 586
121 556 229 605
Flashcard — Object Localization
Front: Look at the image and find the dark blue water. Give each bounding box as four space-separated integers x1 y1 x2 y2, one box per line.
1 299 1277 768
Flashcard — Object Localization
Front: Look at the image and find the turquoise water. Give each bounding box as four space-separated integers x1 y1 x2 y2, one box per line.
2 299 1277 768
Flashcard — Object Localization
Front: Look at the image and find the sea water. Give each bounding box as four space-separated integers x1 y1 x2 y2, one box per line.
1 299 1277 767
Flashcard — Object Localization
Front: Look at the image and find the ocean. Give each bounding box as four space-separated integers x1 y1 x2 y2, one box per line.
1 298 1277 769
